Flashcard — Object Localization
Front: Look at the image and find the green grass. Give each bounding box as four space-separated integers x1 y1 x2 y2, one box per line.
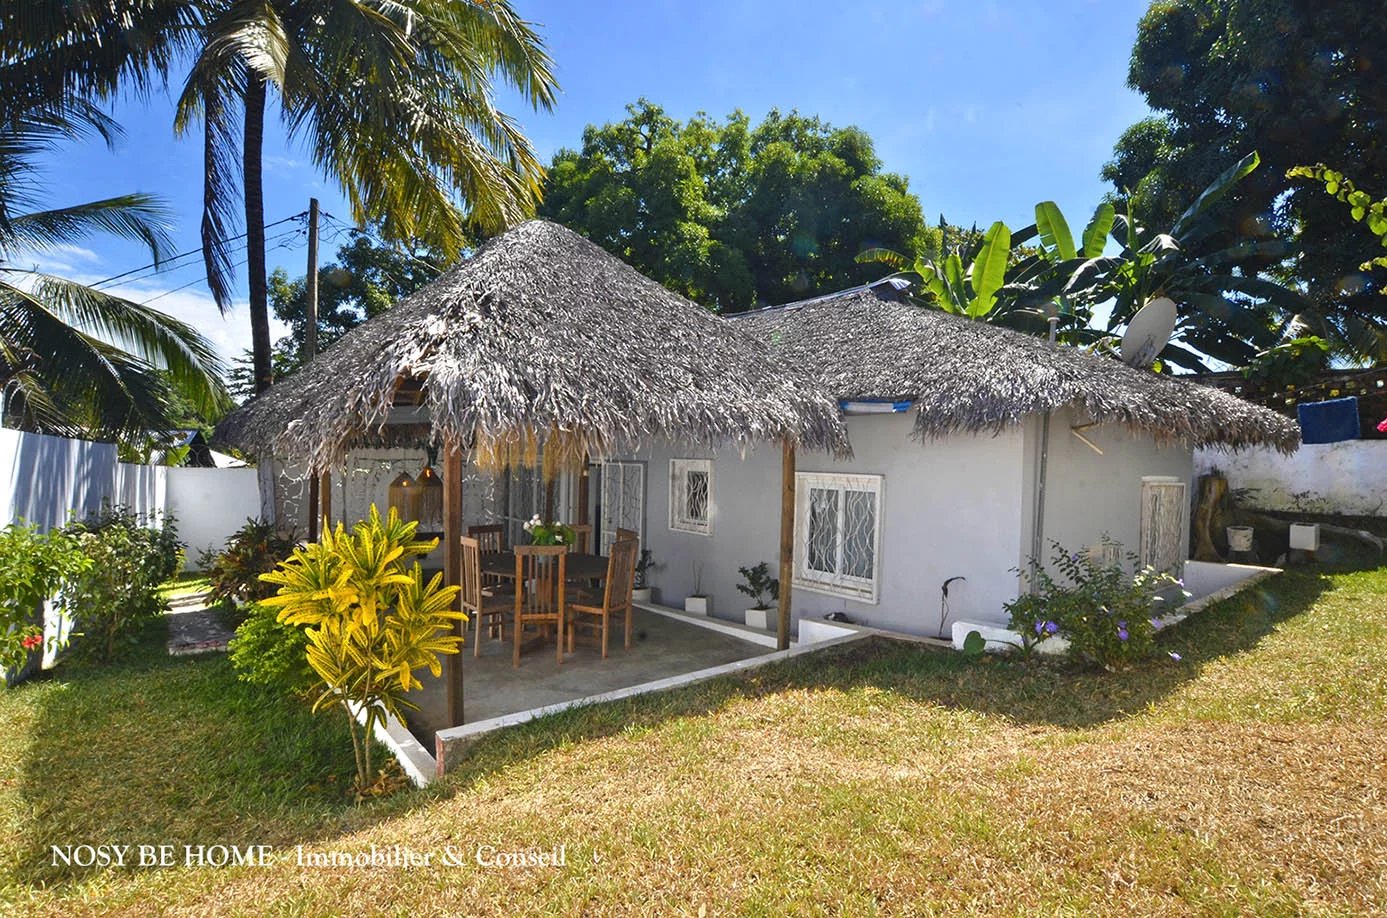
157 573 211 601
2 545 1385 916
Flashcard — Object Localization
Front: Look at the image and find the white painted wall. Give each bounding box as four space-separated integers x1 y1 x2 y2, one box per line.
166 467 261 568
0 427 259 569
627 412 1029 636
1194 440 1383 517
1028 408 1194 569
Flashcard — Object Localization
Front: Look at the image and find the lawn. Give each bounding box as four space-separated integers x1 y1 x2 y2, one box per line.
2 544 1384 916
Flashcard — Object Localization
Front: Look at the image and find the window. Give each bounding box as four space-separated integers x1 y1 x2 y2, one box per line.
794 472 883 602
669 458 712 535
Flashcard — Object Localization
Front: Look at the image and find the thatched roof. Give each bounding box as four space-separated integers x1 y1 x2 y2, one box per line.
732 281 1300 453
214 220 849 471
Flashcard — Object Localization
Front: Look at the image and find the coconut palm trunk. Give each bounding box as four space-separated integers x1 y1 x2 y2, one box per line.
243 75 272 394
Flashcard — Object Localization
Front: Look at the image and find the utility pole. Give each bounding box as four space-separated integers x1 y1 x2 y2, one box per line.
305 198 322 540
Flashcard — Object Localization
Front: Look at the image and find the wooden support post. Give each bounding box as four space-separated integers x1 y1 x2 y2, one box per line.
307 474 320 541
443 444 464 726
577 459 591 526
778 438 795 651
319 470 331 532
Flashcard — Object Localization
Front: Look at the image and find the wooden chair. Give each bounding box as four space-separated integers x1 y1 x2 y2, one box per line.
567 537 638 659
468 523 506 554
568 523 593 554
460 536 513 657
615 527 638 547
513 545 567 667
469 523 507 590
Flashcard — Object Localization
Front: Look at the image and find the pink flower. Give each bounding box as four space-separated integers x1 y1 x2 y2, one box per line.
1378 417 1387 434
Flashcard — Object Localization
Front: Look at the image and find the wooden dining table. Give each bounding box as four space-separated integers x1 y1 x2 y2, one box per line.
480 551 610 583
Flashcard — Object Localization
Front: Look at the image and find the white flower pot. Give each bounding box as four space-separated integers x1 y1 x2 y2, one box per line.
743 607 775 630
684 596 710 616
1226 526 1255 552
1289 524 1320 551
631 587 652 604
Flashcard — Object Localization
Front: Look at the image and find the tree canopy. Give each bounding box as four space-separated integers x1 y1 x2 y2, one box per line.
1104 0 1387 361
539 100 932 311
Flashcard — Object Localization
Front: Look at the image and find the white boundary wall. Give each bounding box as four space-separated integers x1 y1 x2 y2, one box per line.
1195 441 1386 517
0 427 259 567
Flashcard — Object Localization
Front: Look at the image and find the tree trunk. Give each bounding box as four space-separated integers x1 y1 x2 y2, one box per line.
244 77 272 394
1191 473 1230 562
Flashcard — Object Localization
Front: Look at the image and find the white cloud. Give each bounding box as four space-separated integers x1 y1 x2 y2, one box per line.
99 278 291 369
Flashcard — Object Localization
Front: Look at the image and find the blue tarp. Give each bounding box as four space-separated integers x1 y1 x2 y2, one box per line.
1297 396 1360 444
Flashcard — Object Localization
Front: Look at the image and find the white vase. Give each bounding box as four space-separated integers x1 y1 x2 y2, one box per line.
631 587 652 603
684 596 710 616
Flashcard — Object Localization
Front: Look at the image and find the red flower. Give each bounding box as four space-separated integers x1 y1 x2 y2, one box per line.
20 634 42 650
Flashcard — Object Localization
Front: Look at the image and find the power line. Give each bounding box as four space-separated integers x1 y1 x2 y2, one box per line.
91 210 310 290
137 225 306 307
106 222 308 294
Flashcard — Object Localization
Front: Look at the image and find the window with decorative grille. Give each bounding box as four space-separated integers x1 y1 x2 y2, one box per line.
668 459 712 535
793 472 883 602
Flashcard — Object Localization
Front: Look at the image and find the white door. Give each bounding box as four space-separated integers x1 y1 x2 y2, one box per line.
599 461 644 554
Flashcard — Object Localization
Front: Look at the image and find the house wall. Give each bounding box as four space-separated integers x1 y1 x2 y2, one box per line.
1024 407 1194 569
626 412 1029 636
1193 440 1384 517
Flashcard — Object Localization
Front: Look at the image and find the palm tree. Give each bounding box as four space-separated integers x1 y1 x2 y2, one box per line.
3 0 556 396
175 0 557 393
0 100 229 436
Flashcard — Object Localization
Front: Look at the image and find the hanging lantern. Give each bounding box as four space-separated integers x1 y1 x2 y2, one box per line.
415 464 443 532
387 471 417 520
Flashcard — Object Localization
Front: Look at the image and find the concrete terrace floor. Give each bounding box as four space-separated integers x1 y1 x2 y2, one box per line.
407 608 769 742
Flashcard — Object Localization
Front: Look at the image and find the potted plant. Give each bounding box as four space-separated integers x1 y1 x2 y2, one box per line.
523 515 575 546
684 561 711 615
632 548 660 604
736 561 779 630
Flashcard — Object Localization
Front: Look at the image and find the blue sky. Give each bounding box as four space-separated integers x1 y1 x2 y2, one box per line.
27 0 1153 363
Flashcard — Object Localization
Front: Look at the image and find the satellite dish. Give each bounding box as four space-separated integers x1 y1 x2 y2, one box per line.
1121 296 1177 367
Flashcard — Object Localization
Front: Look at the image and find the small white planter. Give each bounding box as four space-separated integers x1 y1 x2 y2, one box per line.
631 587 653 604
684 596 711 616
743 606 776 630
1226 525 1255 552
1289 524 1321 551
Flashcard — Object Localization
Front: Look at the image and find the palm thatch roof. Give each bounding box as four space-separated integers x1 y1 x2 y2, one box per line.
732 280 1300 453
214 220 849 472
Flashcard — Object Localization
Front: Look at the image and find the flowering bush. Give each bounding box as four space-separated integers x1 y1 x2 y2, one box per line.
522 515 574 547
0 523 90 677
1006 539 1187 670
62 505 182 663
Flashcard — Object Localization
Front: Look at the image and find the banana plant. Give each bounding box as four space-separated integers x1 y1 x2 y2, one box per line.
857 220 1014 321
1059 151 1310 370
995 201 1117 340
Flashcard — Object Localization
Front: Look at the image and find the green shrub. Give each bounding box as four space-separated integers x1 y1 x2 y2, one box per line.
0 523 90 676
202 519 298 615
1007 539 1184 670
62 505 183 663
228 603 314 694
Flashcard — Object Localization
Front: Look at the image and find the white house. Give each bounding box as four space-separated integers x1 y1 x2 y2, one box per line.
605 281 1299 637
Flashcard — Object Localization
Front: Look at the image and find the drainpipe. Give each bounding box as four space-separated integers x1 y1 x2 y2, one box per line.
1029 315 1060 591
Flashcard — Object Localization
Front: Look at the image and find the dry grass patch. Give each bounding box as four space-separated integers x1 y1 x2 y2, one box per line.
2 550 1385 916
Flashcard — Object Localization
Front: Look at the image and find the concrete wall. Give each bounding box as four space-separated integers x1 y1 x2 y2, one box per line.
166 466 261 568
1194 440 1384 517
1028 407 1195 569
0 427 259 568
628 412 1029 636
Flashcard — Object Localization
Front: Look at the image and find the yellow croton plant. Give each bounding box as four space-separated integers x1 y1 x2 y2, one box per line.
260 505 463 791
